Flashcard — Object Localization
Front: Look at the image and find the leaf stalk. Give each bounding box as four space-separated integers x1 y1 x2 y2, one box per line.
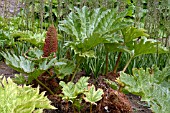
35 78 54 95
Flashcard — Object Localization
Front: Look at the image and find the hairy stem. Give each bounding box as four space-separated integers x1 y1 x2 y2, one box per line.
122 56 133 72
113 52 122 73
105 51 108 75
90 103 92 113
71 55 83 81
35 78 54 95
71 62 81 82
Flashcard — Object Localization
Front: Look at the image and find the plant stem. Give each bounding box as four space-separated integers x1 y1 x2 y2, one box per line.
105 51 108 75
71 56 83 81
90 103 92 113
113 52 122 73
35 78 54 95
71 62 81 82
122 56 133 72
73 105 76 113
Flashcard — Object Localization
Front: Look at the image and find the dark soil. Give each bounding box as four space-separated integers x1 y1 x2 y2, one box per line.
0 61 152 113
0 61 19 78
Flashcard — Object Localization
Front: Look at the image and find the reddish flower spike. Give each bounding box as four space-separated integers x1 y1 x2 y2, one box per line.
43 25 58 57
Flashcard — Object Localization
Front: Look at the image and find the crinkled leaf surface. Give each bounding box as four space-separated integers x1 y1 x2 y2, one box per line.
24 47 44 60
131 37 169 57
18 31 45 47
122 27 149 43
104 27 150 53
59 6 130 57
0 51 61 83
54 59 75 79
119 67 170 113
0 76 56 113
105 26 168 58
1 51 35 73
107 37 169 57
83 85 103 105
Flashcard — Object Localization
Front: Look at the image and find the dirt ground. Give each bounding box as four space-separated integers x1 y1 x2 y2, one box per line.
0 61 152 113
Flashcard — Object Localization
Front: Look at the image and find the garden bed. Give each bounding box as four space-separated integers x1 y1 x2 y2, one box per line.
0 61 152 113
0 1 169 113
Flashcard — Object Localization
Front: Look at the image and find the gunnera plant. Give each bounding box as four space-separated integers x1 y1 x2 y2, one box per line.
37 25 59 94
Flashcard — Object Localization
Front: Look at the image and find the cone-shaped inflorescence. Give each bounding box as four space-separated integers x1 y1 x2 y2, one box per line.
43 25 58 57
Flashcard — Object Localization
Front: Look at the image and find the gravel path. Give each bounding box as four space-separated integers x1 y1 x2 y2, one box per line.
0 0 22 17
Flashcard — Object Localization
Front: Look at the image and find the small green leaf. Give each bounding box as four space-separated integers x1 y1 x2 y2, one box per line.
83 85 103 105
59 77 90 102
25 47 44 60
59 81 77 101
12 74 27 84
104 79 118 90
75 76 89 94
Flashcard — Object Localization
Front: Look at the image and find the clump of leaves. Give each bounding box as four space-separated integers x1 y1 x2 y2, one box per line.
0 49 67 95
59 77 104 113
0 76 56 113
17 31 46 48
117 66 170 113
0 51 59 83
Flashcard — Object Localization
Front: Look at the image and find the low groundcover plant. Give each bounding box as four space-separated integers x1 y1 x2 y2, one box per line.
0 76 56 113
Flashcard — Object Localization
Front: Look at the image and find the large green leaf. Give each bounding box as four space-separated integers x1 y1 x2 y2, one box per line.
12 74 27 84
118 66 170 113
130 37 169 57
0 51 63 83
122 27 149 43
106 37 169 57
54 59 75 79
83 85 104 105
0 76 56 113
104 26 150 53
59 6 130 57
1 51 35 73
